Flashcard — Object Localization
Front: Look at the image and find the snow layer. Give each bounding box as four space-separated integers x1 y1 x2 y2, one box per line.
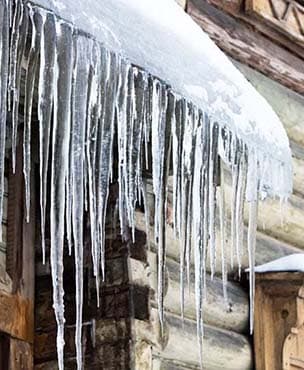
252 254 304 273
31 0 292 180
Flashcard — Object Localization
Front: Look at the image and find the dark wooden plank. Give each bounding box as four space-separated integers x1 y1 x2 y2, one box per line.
204 0 304 58
0 291 34 343
187 0 304 95
9 338 33 370
6 143 24 292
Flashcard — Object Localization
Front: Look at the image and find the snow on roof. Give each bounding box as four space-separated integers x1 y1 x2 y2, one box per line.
31 0 292 196
248 254 304 273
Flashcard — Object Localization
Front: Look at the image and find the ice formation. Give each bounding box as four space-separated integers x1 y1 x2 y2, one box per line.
0 0 292 369
250 254 304 273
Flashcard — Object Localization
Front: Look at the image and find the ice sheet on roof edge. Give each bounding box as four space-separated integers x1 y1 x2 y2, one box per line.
31 0 292 168
252 254 304 273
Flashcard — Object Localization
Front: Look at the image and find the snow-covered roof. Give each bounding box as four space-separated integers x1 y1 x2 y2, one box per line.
251 254 304 273
31 0 292 199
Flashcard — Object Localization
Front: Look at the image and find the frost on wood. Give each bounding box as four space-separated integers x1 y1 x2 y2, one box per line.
0 0 293 369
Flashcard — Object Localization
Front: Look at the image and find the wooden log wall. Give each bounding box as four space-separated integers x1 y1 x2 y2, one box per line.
129 2 304 369
0 175 11 293
33 1 304 369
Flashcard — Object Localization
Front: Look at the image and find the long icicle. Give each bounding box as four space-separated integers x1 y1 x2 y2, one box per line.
0 0 9 241
71 35 92 370
23 6 42 223
38 10 56 264
50 20 74 370
246 147 258 334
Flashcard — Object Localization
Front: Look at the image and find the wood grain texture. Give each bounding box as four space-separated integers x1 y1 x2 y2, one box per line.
9 339 33 370
134 310 252 370
187 0 304 95
0 291 33 343
283 286 304 369
132 251 249 333
246 0 304 44
254 272 304 370
203 0 304 58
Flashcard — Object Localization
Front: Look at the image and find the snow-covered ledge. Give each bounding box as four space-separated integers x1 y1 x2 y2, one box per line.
253 254 304 273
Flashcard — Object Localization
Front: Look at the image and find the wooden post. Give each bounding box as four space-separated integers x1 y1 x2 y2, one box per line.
0 139 36 368
283 286 304 369
254 272 304 370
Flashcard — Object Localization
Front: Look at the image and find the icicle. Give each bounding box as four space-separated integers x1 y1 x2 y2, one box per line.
95 50 119 280
8 0 24 172
171 98 181 239
246 147 258 334
38 10 56 264
219 161 228 303
23 6 42 223
202 113 210 299
50 20 74 370
71 35 92 370
248 199 258 334
235 145 247 278
125 67 137 240
177 98 187 322
133 69 147 212
116 60 130 241
230 137 238 269
185 105 197 292
0 0 9 241
192 120 205 368
86 42 102 304
208 121 219 279
151 80 172 331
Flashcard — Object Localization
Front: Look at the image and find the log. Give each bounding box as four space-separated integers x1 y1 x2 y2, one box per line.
187 0 304 95
135 210 302 276
160 314 252 370
234 61 304 149
130 253 249 333
135 310 252 370
223 178 304 251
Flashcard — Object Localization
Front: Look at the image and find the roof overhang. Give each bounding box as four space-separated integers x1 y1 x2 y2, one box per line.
32 0 292 199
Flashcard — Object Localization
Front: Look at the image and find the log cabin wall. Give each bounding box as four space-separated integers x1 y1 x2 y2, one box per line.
0 174 11 293
0 141 36 368
32 1 304 370
133 1 304 369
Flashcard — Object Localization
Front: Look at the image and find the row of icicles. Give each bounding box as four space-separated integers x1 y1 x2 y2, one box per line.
0 0 285 369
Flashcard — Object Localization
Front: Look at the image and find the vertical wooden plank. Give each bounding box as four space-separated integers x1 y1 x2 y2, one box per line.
9 339 33 370
4 138 35 368
6 142 24 293
0 333 10 370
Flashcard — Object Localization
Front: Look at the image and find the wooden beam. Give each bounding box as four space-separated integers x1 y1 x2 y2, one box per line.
204 0 304 58
0 291 33 343
135 310 253 370
187 0 304 95
130 252 249 333
135 209 302 276
9 338 33 370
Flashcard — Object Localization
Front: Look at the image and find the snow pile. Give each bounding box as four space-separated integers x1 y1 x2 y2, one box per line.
252 254 304 273
0 0 293 369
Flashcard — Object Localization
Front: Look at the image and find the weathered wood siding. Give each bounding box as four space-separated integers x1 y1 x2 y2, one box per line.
32 2 304 369
132 3 304 369
0 175 12 293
